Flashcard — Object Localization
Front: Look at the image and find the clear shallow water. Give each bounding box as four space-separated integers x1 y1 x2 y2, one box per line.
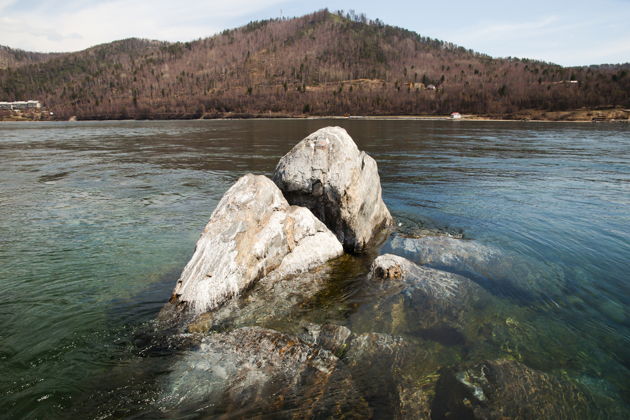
0 120 628 418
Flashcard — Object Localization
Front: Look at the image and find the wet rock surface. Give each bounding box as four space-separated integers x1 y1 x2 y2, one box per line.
273 126 393 252
432 359 600 420
184 258 347 333
164 173 343 314
299 323 353 357
301 325 437 419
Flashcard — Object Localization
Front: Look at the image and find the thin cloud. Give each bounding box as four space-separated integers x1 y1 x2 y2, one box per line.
0 0 16 10
1 0 629 65
0 0 287 52
462 16 559 42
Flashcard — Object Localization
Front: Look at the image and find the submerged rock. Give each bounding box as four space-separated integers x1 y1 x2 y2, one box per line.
299 323 354 357
164 174 343 314
384 234 565 300
300 325 436 419
344 332 435 419
273 126 393 253
352 254 485 342
432 359 600 419
159 326 370 418
369 254 467 298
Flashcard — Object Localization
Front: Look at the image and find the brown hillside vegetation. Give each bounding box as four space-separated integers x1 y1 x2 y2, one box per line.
1 10 629 120
0 45 62 70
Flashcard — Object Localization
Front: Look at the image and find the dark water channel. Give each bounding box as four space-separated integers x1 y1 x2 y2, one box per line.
0 119 628 418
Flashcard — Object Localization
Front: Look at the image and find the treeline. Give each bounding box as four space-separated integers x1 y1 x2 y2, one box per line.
0 10 629 119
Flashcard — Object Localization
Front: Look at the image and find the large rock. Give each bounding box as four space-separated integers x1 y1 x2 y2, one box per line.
273 126 393 253
159 327 370 418
166 174 344 314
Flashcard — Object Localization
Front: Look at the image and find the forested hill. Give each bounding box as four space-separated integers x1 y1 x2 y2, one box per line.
1 10 629 120
0 45 62 70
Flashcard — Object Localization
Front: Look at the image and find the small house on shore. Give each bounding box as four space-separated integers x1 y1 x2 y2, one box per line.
450 112 462 119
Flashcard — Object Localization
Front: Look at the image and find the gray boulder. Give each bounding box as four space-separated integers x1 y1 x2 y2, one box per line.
185 258 353 333
166 174 344 314
273 126 393 253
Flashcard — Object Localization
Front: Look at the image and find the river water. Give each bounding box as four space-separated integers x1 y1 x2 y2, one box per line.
0 119 628 418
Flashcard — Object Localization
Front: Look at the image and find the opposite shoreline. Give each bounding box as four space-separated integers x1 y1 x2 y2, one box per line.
1 109 629 124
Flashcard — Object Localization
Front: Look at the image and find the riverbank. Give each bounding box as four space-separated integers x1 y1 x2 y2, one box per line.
478 107 630 122
0 109 55 122
1 107 629 123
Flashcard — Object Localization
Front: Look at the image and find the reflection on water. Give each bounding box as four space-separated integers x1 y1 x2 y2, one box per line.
0 119 628 418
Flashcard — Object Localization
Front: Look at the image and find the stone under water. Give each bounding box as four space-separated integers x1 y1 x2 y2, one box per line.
159 326 371 418
351 254 487 342
432 359 601 419
385 234 566 300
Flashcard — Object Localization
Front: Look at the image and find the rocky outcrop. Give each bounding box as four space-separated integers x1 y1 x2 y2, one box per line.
273 126 393 253
432 359 599 419
159 327 370 418
166 174 344 314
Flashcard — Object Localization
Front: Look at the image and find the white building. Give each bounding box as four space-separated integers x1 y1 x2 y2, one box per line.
450 112 462 119
0 100 41 110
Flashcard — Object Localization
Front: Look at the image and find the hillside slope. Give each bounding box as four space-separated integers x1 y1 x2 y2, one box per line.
1 10 629 119
0 45 62 70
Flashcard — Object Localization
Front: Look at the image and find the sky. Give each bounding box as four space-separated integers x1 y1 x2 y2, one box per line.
1 0 629 66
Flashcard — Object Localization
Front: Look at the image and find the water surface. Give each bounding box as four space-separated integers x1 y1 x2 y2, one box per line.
0 119 628 418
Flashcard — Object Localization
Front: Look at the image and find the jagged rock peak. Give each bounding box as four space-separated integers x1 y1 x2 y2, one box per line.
273 126 393 253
